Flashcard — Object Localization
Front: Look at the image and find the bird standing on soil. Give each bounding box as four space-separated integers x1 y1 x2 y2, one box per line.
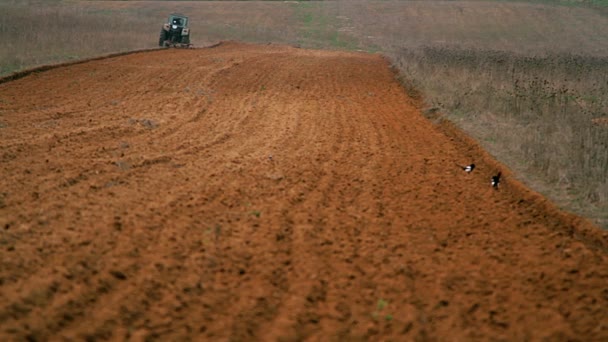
457 163 476 173
491 172 502 188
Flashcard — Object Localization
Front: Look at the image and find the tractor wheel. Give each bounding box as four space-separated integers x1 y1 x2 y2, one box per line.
159 29 168 47
181 35 190 45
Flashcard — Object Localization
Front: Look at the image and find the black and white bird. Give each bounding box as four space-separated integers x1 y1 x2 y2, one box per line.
491 172 502 188
457 163 476 173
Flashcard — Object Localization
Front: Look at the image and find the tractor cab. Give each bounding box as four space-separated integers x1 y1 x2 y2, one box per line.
169 14 188 29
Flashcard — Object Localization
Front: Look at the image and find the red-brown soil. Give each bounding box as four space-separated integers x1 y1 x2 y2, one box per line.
1 42 607 341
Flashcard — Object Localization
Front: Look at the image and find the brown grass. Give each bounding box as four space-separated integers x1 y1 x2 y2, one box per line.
1 0 607 228
340 0 608 55
389 47 608 227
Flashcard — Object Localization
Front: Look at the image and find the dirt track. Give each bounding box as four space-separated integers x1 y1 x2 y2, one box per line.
1 42 607 341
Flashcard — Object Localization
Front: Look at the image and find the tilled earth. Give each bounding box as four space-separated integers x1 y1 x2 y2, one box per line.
0 42 607 341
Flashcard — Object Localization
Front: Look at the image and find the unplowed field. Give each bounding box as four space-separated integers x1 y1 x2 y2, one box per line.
1 42 607 341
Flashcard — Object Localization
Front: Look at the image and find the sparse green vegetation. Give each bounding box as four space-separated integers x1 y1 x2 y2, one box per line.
376 299 388 310
372 299 393 321
291 0 360 50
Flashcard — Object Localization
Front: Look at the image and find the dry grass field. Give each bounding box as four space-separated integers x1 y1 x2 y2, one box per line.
391 47 608 228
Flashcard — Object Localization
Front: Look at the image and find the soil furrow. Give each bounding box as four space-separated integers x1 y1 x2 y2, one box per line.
0 42 606 341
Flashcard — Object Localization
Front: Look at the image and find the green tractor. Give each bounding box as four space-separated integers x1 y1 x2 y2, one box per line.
159 14 191 48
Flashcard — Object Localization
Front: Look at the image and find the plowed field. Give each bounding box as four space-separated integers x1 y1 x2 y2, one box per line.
1 42 607 341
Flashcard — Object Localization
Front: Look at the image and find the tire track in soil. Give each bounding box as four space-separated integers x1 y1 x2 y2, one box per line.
0 42 607 341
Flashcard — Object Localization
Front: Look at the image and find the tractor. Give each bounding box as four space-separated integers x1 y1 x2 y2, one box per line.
159 14 191 48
